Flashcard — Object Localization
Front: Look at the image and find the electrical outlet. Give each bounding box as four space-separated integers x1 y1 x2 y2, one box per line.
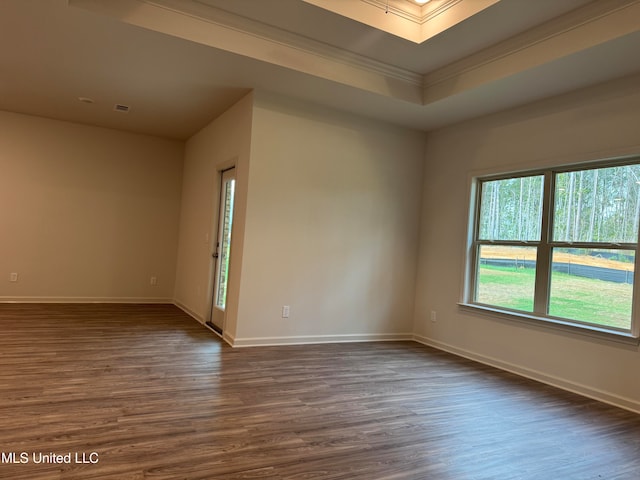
9 273 18 282
282 305 290 318
430 310 437 322
150 276 158 286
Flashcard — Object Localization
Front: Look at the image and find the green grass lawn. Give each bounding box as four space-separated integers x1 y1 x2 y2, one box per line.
477 265 632 330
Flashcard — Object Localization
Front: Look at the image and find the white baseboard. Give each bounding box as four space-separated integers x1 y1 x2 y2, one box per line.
172 300 235 347
172 300 205 323
230 332 413 348
0 296 173 304
413 334 640 415
222 331 235 346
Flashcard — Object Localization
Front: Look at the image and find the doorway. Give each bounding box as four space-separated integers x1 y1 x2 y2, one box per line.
207 167 235 335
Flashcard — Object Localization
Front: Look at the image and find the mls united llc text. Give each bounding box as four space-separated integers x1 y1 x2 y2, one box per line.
1 452 99 464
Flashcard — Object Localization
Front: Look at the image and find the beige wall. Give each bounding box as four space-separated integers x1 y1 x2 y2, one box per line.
5 76 638 410
0 111 183 301
414 74 640 411
232 92 425 345
173 92 253 337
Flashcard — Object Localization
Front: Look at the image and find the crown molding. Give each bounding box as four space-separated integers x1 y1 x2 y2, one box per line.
419 0 464 24
361 0 423 23
183 0 425 87
70 0 423 102
423 0 640 103
69 0 640 112
309 0 496 43
345 0 473 27
195 0 424 81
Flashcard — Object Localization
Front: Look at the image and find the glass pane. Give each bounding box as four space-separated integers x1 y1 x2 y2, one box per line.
478 175 544 241
215 178 235 309
549 248 633 330
476 245 537 312
553 164 640 243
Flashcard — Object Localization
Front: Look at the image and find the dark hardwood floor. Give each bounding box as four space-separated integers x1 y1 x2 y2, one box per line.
0 304 639 479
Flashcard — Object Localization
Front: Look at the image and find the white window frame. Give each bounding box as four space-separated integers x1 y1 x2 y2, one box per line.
462 158 640 342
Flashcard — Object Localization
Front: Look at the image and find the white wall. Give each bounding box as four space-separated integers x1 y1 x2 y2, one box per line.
0 111 183 301
173 92 253 337
4 74 638 412
232 92 425 345
414 73 640 412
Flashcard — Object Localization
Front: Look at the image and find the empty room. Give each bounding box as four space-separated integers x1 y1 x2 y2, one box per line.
1 0 640 479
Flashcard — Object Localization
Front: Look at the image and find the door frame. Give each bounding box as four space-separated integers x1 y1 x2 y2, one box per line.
206 165 236 336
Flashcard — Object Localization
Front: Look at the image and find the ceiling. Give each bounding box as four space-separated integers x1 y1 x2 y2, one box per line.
1 0 639 140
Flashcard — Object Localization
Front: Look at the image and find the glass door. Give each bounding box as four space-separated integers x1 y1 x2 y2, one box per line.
209 167 235 333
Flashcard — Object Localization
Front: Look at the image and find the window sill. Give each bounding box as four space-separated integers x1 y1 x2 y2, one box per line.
458 303 640 346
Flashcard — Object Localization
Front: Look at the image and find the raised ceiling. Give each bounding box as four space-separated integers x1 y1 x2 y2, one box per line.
1 0 639 139
301 0 503 44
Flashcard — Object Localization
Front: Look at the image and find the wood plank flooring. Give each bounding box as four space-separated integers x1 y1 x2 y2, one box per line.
0 303 639 479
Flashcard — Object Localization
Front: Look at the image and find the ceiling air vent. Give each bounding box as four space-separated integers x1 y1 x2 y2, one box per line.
113 104 130 113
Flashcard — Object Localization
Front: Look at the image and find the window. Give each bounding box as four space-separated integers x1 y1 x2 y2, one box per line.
214 169 236 310
467 160 640 338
